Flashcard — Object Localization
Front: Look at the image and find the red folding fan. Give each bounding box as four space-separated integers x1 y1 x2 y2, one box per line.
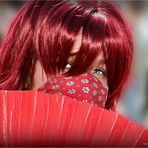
0 91 147 147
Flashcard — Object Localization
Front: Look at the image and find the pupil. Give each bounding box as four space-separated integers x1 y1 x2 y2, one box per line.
95 69 102 75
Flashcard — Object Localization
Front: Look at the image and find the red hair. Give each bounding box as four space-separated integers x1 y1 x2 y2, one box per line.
0 0 133 110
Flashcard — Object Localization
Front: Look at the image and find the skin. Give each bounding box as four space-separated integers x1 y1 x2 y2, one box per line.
89 52 108 88
32 28 108 90
32 60 47 90
68 28 108 88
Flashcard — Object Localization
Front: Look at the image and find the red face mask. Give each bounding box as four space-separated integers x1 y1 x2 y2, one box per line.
38 73 108 108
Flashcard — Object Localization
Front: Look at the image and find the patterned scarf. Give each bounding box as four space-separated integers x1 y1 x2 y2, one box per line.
38 73 108 108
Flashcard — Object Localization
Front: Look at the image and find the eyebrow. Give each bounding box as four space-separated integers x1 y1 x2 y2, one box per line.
98 59 106 65
68 53 106 68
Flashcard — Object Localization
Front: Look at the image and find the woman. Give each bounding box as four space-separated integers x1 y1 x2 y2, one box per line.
0 0 133 110
1 1 148 147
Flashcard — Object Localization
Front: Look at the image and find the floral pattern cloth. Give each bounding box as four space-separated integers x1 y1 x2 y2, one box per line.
38 73 108 108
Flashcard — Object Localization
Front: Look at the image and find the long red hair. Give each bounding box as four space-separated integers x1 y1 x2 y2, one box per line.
0 0 133 110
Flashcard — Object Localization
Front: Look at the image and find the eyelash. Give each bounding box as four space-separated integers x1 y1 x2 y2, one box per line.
65 63 106 78
91 68 106 77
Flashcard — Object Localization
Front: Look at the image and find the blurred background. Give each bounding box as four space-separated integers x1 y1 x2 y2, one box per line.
0 1 148 128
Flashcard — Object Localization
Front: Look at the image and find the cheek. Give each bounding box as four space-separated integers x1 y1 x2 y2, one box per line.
98 77 108 90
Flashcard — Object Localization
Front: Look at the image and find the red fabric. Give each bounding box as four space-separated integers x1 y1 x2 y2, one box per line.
38 73 108 108
0 91 147 146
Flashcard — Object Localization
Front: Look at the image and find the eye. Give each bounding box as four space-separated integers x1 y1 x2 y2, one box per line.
91 68 106 77
66 63 71 69
64 63 72 73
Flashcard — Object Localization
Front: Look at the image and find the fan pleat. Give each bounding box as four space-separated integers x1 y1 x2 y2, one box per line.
117 121 144 146
0 91 147 147
1 91 7 146
80 105 104 146
90 109 118 146
65 100 93 146
135 130 148 146
107 114 131 146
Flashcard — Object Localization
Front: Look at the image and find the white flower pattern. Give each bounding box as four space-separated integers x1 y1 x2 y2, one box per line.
101 90 105 94
66 81 74 86
102 102 105 107
81 79 89 84
57 92 62 95
50 79 57 84
93 90 97 96
52 85 60 90
39 72 107 108
81 73 88 76
68 89 76 94
82 87 90 93
93 83 98 88
64 76 72 79
98 96 102 101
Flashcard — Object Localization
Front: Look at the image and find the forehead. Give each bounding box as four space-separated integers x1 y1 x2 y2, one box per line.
70 27 106 67
71 28 83 54
92 51 106 66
